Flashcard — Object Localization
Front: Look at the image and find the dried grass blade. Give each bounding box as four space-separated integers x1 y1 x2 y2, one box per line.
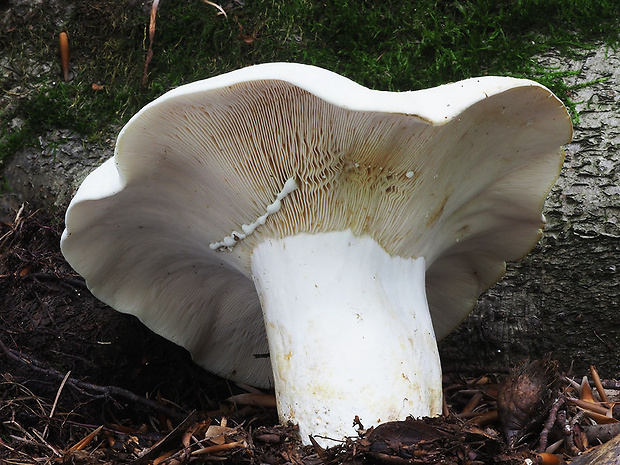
461 391 484 414
68 425 103 451
590 365 609 403
585 411 618 425
202 0 227 18
467 410 499 426
570 398 617 417
142 0 160 87
580 376 596 403
152 449 176 465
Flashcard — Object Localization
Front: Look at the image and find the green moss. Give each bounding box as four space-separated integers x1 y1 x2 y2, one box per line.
1 0 619 161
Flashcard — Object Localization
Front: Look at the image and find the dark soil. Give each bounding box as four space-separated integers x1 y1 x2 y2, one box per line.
0 208 233 406
0 208 281 463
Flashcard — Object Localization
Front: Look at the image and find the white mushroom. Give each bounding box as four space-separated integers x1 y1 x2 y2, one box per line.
60 63 572 445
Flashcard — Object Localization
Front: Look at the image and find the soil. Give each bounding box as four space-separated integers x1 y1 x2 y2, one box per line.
0 210 246 414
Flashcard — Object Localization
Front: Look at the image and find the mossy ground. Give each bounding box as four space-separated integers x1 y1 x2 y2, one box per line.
1 0 619 163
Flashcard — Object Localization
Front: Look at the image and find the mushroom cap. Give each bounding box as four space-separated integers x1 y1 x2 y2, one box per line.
61 63 572 388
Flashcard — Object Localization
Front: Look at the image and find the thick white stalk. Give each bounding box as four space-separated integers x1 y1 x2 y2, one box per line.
251 230 442 446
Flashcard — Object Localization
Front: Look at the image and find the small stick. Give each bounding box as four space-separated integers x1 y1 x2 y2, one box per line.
584 422 620 444
557 410 580 456
152 449 176 465
134 412 197 465
0 204 25 245
565 376 581 392
42 370 71 439
31 428 63 457
538 397 565 453
461 391 483 414
0 338 186 421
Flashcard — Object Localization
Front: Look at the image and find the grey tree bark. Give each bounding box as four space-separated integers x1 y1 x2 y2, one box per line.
441 46 620 378
0 130 113 219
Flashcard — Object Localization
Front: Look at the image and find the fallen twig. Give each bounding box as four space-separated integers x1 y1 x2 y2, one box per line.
0 204 25 247
568 431 620 465
31 428 63 457
584 423 620 445
42 370 71 439
23 272 89 290
538 397 564 453
0 338 186 422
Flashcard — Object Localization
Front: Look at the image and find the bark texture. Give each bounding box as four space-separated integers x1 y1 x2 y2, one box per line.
442 46 620 378
0 130 114 220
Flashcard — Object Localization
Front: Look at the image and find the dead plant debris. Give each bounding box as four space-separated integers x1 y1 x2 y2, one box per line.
1 210 620 464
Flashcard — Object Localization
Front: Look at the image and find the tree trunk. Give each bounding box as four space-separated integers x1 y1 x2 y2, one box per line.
441 45 620 378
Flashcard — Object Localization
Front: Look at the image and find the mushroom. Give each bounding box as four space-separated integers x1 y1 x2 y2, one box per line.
60 63 572 445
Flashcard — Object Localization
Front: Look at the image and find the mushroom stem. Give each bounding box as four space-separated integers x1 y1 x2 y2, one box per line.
251 229 443 446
